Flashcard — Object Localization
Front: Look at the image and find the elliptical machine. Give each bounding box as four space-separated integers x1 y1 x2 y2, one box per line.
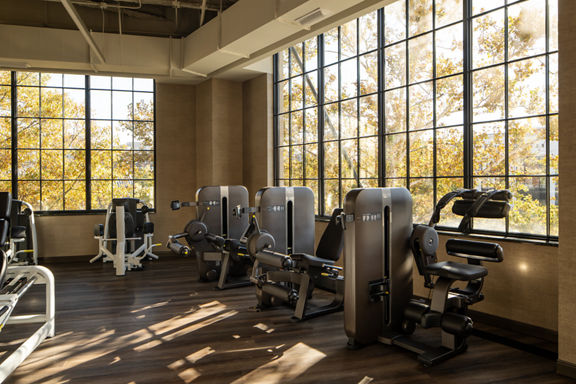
91 198 159 276
344 187 511 366
167 186 253 289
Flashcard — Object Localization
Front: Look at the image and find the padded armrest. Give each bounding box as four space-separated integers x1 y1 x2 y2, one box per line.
292 253 335 268
0 219 8 245
426 261 487 281
446 239 503 262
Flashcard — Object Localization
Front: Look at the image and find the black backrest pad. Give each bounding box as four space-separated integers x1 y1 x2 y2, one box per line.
446 239 503 262
0 192 12 219
316 208 344 261
452 199 510 218
0 219 8 245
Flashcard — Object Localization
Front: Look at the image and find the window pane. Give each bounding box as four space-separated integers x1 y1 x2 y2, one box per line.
324 103 339 141
324 64 339 103
0 86 10 116
436 0 463 28
472 10 505 69
341 99 357 139
64 150 85 179
41 88 62 117
359 136 378 179
342 179 358 203
64 120 85 149
472 176 506 231
91 180 112 209
341 139 358 179
63 89 85 118
509 117 546 176
549 53 558 114
436 177 464 227
0 181 11 194
385 88 407 133
473 122 505 176
410 178 434 224
91 90 111 119
18 181 40 210
135 180 154 207
113 180 134 199
277 50 289 81
42 180 63 210
341 58 357 99
17 72 39 86
17 118 40 148
436 23 463 77
133 78 154 92
113 121 134 150
385 133 407 178
508 57 546 118
304 71 318 107
291 111 303 145
550 176 558 236
359 95 378 136
305 38 318 72
43 73 62 87
134 92 154 121
409 33 433 83
359 52 378 95
90 76 111 89
509 176 547 235
409 130 433 177
472 65 505 122
64 74 85 88
324 28 339 65
278 114 289 146
549 0 558 51
291 44 304 76
0 150 11 179
291 76 303 111
64 180 86 210
341 19 357 59
291 145 304 179
134 151 154 179
508 0 546 60
437 126 463 177
18 150 40 179
409 0 432 36
277 80 289 114
409 81 433 130
112 76 132 91
112 91 133 120
436 74 464 127
278 147 289 179
41 119 63 149
324 180 339 215
0 118 10 148
113 151 133 179
42 150 63 179
17 87 40 117
324 141 339 178
305 144 318 179
359 12 378 53
385 0 406 45
91 121 112 149
550 115 558 175
386 178 406 188
385 42 406 89
304 108 318 143
91 150 112 179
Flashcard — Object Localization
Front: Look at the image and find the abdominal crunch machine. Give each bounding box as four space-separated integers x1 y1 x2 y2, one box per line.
344 187 510 366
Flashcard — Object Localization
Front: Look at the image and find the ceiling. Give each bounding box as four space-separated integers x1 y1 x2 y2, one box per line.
0 0 239 38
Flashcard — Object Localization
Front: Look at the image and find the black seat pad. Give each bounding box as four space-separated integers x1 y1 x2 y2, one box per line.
292 253 335 268
11 226 26 239
426 261 487 281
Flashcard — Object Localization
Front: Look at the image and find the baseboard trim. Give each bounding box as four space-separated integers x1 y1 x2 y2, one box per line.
469 310 558 343
557 360 576 379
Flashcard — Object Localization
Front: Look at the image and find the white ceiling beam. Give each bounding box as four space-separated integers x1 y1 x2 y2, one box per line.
199 0 208 25
59 0 106 63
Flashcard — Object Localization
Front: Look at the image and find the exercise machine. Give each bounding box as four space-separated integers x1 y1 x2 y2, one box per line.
6 197 38 265
247 186 345 321
167 186 253 289
91 198 159 276
344 187 510 366
0 192 55 381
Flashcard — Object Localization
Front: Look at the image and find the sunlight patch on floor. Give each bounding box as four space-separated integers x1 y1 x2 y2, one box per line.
253 323 275 334
130 301 171 313
230 342 326 384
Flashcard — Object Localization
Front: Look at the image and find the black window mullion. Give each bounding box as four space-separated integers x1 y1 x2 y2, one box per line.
378 8 385 186
86 75 92 210
318 35 325 215
463 0 473 189
432 0 437 205
273 54 279 185
503 3 510 236
405 0 410 190
10 71 18 198
545 0 551 238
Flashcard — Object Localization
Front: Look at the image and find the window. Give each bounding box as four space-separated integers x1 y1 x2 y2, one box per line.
273 0 558 240
0 71 155 212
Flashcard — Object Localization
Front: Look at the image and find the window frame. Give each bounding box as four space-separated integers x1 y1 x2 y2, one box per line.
273 0 559 243
1 71 157 215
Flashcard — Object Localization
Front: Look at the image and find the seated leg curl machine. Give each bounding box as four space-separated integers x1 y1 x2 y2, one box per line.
0 192 55 381
246 186 345 321
91 198 159 276
167 186 254 289
344 187 510 366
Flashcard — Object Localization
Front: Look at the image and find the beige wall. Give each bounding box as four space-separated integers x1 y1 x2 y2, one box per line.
558 0 576 369
243 74 274 205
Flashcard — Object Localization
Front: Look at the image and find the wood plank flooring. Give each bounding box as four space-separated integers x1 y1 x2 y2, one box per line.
0 255 572 384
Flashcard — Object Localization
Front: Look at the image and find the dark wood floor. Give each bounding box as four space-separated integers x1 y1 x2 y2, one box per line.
0 255 572 384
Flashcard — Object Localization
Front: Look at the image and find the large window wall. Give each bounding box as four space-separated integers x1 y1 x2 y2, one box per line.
273 0 558 240
0 71 155 212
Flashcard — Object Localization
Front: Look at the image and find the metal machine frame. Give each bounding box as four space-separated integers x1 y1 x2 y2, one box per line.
91 199 159 276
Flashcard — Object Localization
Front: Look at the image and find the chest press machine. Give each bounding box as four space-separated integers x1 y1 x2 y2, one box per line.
0 193 55 382
4 197 38 266
167 186 253 289
91 198 159 276
344 187 510 366
246 186 345 321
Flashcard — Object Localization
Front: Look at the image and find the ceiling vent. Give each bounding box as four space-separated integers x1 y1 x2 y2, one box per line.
293 8 327 27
